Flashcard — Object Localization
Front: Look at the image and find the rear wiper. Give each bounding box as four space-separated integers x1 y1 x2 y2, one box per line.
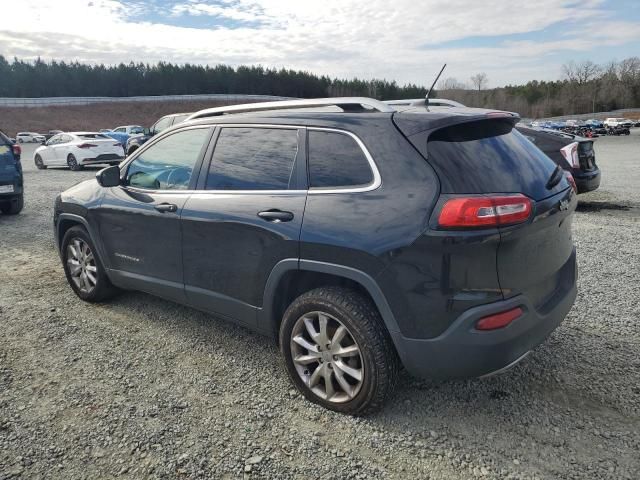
546 165 563 190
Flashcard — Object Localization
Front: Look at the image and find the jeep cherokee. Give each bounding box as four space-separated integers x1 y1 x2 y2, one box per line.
53 97 577 415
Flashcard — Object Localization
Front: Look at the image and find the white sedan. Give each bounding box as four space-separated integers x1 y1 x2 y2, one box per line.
33 132 125 171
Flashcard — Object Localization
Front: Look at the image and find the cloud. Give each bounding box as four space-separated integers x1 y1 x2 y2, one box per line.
0 0 638 86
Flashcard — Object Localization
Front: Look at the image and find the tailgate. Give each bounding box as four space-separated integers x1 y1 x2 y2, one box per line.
497 187 577 312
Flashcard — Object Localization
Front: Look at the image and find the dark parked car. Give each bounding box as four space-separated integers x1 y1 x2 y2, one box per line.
125 112 191 155
53 98 577 414
0 130 24 215
517 125 600 193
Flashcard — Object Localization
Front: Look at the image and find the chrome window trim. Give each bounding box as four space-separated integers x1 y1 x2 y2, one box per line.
120 123 381 195
307 127 381 195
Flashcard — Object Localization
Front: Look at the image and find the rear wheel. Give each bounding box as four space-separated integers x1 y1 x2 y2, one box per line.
67 154 83 171
34 154 46 170
62 226 117 302
0 195 24 215
280 287 399 415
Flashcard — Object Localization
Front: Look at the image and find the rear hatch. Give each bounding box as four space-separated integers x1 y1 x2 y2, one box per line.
399 115 576 312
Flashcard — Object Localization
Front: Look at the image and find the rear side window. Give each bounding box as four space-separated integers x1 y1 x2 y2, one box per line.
308 131 373 188
427 119 561 200
206 128 299 190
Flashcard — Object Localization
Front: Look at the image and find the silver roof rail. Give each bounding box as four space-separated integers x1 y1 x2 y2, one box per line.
186 97 394 121
384 98 466 108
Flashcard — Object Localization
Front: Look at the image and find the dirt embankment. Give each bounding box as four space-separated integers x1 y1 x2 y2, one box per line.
0 99 244 136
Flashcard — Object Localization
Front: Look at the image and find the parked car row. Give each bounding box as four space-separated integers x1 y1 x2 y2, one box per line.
530 117 637 137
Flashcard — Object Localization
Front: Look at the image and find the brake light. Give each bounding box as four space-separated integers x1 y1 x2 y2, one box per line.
476 307 523 331
565 171 577 193
438 194 532 229
560 142 579 168
77 143 97 149
11 144 21 157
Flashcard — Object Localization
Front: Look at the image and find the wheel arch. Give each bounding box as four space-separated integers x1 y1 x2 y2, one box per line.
261 259 400 342
55 213 107 267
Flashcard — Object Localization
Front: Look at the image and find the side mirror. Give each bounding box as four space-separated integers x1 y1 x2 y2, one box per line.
96 165 121 188
143 127 152 136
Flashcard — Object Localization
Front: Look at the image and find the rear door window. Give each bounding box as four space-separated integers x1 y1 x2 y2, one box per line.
308 130 373 188
205 127 299 190
427 119 563 201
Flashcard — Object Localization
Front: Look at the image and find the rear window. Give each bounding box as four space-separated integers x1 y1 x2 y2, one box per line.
308 130 373 188
78 133 110 140
427 119 562 200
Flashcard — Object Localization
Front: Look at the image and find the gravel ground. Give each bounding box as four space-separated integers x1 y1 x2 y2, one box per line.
1 132 639 479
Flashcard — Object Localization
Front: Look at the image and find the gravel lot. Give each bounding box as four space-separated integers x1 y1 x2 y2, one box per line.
1 132 639 479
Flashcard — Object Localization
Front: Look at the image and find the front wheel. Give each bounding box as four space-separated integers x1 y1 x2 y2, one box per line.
62 226 117 302
0 195 24 215
280 287 399 415
67 154 83 171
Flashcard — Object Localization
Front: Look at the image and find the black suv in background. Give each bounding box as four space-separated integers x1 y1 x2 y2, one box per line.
0 130 24 215
517 125 601 193
53 98 577 414
125 112 191 155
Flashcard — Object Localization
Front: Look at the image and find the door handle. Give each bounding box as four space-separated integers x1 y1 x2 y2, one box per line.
258 209 294 222
155 203 178 213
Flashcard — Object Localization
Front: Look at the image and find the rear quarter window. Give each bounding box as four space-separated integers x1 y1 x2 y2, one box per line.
308 130 373 188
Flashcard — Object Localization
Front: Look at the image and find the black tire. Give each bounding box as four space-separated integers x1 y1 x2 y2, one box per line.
0 195 24 215
34 154 47 170
67 154 83 171
18 138 23 144
279 286 399 415
61 226 118 302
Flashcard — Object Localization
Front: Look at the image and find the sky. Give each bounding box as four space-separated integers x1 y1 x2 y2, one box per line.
1 0 639 88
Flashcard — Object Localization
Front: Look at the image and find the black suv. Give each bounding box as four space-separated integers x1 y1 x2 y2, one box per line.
0 130 24 215
53 98 577 414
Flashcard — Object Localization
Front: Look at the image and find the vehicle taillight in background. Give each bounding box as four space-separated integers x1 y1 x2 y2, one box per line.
565 172 577 193
560 142 580 168
11 144 21 158
438 194 532 229
77 143 97 149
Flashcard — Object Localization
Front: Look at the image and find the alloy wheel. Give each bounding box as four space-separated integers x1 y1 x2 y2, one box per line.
290 311 364 403
66 238 98 293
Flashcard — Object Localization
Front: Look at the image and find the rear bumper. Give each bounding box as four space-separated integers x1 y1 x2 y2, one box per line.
80 155 124 165
391 255 577 379
573 168 601 193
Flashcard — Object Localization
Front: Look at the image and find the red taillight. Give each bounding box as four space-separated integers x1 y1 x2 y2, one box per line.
476 307 523 331
565 172 577 193
77 143 97 149
11 144 21 157
438 194 532 229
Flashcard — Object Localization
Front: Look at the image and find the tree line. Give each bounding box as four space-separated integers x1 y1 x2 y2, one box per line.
439 57 640 118
0 56 426 100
